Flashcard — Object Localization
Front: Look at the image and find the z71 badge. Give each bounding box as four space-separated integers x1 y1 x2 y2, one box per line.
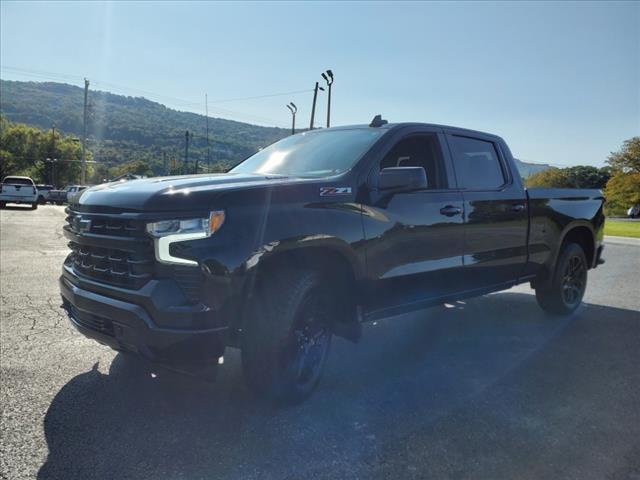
320 187 352 197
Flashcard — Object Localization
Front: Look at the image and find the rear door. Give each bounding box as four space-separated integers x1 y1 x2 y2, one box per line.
445 132 528 290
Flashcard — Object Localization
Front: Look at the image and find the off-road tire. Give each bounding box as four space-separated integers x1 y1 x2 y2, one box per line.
535 242 588 315
242 268 332 404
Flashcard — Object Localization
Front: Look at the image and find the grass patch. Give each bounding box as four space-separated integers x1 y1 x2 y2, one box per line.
604 220 640 238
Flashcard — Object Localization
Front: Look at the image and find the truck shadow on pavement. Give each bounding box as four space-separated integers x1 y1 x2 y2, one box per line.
37 292 640 480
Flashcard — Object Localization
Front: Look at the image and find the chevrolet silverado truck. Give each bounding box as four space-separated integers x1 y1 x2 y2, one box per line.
60 118 605 402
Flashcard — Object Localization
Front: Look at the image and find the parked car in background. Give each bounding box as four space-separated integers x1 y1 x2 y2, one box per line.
48 185 89 205
0 176 38 209
36 184 55 204
48 187 67 205
627 204 640 218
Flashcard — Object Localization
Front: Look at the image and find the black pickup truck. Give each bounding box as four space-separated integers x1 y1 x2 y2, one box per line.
60 118 605 402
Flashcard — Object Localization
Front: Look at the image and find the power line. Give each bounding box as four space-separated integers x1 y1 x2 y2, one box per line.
207 89 313 104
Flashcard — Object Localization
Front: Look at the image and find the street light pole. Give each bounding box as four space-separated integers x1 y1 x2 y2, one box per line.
286 102 297 135
309 82 325 130
184 130 190 175
321 70 334 128
205 93 210 173
50 123 56 185
81 78 89 185
45 158 58 187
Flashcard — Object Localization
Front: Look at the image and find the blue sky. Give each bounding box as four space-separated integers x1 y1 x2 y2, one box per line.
1 1 638 167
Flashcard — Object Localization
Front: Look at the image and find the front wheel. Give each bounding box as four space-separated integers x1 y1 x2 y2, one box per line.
31 202 38 210
535 243 588 315
242 268 332 404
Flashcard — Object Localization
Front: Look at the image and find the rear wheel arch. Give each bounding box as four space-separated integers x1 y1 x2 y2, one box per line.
558 225 595 268
533 223 595 289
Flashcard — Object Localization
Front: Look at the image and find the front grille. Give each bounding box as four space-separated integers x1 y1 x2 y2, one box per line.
64 300 115 336
65 209 147 238
65 210 154 289
68 242 154 289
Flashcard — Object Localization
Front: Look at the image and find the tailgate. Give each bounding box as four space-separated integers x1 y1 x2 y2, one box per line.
2 184 36 197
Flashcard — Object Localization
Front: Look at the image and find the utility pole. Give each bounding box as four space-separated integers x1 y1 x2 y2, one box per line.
184 130 190 175
163 151 167 175
81 78 89 184
50 123 56 185
286 103 297 135
205 93 210 173
309 81 324 130
321 70 334 128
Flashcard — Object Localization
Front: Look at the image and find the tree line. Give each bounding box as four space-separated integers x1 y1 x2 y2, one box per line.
0 116 236 185
525 137 640 216
2 113 638 217
0 115 86 186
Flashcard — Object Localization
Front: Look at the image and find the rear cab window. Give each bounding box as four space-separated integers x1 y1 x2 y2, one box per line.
448 136 506 190
3 177 35 186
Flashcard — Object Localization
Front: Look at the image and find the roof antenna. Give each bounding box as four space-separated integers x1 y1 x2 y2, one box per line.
369 114 388 127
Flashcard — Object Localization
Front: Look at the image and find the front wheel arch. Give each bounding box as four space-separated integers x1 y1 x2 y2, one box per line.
234 244 362 340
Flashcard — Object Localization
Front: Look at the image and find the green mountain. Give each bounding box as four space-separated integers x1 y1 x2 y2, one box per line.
0 79 550 179
0 80 288 175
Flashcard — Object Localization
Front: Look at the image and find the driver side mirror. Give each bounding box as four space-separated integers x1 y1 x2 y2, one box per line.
378 167 428 192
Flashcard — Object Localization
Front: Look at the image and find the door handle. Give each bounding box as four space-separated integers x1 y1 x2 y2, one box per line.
511 204 525 212
440 205 462 217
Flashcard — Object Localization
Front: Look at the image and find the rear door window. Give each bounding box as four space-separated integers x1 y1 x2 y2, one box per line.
448 136 506 190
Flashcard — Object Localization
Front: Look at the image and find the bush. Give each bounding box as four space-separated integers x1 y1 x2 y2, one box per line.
604 173 640 217
525 165 610 189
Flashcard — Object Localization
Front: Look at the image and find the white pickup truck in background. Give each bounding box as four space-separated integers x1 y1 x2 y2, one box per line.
0 176 39 209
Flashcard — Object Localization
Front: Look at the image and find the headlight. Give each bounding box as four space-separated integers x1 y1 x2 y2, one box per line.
146 211 225 238
146 211 225 265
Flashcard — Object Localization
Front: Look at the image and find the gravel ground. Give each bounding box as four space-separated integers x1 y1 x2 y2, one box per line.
1 205 639 480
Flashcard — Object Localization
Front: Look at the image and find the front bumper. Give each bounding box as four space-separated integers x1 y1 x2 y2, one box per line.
60 267 228 369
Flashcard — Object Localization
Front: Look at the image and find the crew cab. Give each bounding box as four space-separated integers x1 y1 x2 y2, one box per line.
59 119 605 403
0 176 38 209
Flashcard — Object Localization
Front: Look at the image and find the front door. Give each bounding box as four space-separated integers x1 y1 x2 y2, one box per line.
362 131 465 317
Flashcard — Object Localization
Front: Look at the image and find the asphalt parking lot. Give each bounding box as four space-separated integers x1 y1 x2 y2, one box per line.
1 205 639 480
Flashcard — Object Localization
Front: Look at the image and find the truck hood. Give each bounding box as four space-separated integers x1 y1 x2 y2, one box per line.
72 173 304 212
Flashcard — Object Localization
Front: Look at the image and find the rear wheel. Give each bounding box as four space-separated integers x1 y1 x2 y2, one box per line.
0 202 5 209
242 268 332 404
535 243 588 315
38 196 46 205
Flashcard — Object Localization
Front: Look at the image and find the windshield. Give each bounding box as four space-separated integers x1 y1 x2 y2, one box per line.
230 128 385 178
